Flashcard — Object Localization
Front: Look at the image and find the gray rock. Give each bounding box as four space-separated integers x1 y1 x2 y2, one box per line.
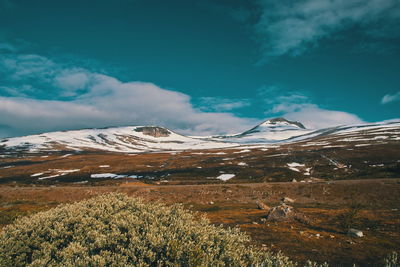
266 203 294 221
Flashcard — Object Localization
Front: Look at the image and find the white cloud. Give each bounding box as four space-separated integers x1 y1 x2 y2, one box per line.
255 0 400 61
284 106 364 129
0 49 256 138
381 91 400 104
260 85 364 129
54 69 90 95
0 44 369 137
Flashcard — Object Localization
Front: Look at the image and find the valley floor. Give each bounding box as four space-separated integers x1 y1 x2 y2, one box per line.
1 178 399 266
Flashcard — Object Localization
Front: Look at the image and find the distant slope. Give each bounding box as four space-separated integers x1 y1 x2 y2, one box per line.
1 119 400 154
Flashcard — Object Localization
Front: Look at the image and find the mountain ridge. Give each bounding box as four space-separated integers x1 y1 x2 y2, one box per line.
1 118 400 154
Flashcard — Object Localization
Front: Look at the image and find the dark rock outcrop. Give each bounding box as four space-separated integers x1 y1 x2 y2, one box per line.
134 127 171 137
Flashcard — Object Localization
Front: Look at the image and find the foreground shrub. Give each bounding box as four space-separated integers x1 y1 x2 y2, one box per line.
0 193 298 267
384 252 399 267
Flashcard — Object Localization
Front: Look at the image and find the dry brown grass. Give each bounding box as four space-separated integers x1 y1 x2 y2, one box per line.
1 179 399 266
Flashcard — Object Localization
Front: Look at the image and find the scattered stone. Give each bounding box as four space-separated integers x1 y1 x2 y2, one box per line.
329 235 335 239
260 218 267 223
348 228 363 238
315 233 320 238
252 221 259 225
281 197 295 204
256 200 270 210
291 178 297 182
266 203 294 221
209 201 214 205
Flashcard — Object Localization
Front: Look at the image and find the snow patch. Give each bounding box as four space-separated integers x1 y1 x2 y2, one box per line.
233 149 251 153
0 165 14 169
216 174 235 181
287 162 305 172
91 173 137 179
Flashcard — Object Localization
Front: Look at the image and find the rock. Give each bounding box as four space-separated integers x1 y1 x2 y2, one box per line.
348 228 363 238
209 201 214 205
134 126 171 137
291 178 297 182
256 201 270 210
281 197 294 204
266 203 294 221
260 218 267 223
252 221 259 225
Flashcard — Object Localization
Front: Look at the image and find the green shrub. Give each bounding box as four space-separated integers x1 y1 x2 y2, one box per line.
384 252 399 267
0 193 298 267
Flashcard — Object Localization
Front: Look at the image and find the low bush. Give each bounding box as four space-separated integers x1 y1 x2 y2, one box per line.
0 193 300 267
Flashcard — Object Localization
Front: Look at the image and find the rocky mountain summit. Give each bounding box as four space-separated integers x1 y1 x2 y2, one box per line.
134 126 171 137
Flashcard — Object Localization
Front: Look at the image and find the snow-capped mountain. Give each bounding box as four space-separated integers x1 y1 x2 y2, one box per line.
0 126 237 153
1 118 400 154
209 118 312 143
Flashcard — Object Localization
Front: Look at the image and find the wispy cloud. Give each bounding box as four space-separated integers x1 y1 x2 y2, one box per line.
0 42 16 52
259 85 364 128
254 0 400 62
381 91 400 104
196 97 251 112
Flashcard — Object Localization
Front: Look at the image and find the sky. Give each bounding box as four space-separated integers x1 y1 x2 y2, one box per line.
0 0 399 138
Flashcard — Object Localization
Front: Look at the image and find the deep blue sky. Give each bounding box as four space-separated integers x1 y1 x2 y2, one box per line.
0 0 399 137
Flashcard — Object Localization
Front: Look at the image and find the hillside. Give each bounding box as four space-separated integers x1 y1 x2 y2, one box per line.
0 119 399 184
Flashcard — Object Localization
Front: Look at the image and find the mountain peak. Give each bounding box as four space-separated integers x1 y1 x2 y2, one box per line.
261 118 306 129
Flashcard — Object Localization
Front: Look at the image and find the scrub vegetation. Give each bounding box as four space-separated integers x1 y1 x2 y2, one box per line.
0 193 318 267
